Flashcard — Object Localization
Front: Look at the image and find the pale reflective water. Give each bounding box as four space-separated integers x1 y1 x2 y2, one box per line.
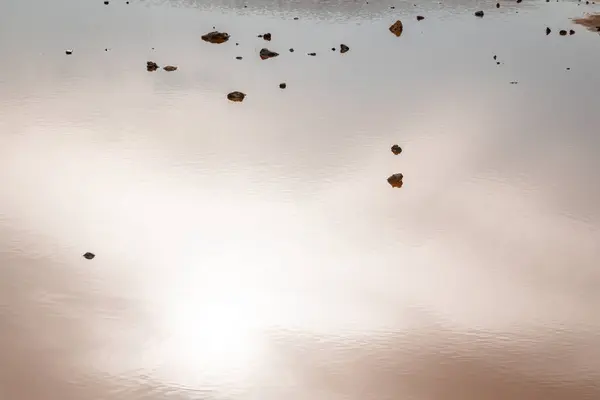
1 0 600 398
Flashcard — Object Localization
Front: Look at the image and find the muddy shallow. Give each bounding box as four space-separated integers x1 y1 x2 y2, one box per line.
1 0 600 399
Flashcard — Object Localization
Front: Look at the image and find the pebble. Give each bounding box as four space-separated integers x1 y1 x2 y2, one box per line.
83 252 95 260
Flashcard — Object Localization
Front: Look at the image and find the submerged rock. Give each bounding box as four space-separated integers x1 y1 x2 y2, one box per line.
546 27 551 35
389 20 403 37
260 48 279 59
83 252 95 260
147 61 159 71
474 10 484 17
279 82 287 89
340 44 350 53
559 29 567 35
227 91 246 102
387 173 404 188
163 65 178 71
391 144 402 155
201 31 230 44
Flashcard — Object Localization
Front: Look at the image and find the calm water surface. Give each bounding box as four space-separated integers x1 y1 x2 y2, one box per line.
1 0 600 399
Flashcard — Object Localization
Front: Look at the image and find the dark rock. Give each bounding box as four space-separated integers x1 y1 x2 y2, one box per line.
260 48 279 59
389 20 403 37
340 44 350 53
391 6 395 9
496 61 500 65
104 0 109 4
546 27 551 35
105 48 108 51
236 56 243 60
496 2 500 7
569 29 575 34
510 81 518 84
83 252 95 260
227 91 246 102
391 144 402 155
417 15 425 20
201 31 230 44
474 10 484 17
559 29 567 35
307 52 316 56
493 55 497 60
163 65 177 71
332 47 336 51
279 83 287 89
566 67 571 70
146 61 158 71
387 173 404 188
289 48 294 52
126 1 129 3
517 0 522 3
263 33 272 41
236 43 239 45
294 17 299 20
65 49 73 55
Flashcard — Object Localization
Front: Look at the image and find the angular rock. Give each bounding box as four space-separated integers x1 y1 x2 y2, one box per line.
389 20 403 37
546 27 551 35
260 48 279 59
387 173 404 188
83 252 95 260
279 83 287 89
340 44 350 53
147 61 159 71
391 144 402 155
474 10 484 17
227 91 246 102
417 15 425 21
163 65 177 71
202 31 230 44
569 29 575 35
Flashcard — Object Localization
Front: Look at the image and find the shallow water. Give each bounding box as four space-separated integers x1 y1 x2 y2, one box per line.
1 0 600 399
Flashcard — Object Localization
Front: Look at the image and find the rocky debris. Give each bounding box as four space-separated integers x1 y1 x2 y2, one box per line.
163 65 177 71
559 29 567 35
279 83 287 89
236 56 243 60
474 10 484 17
569 29 575 35
546 27 551 35
417 15 425 20
147 61 159 71
307 52 316 56
65 49 73 55
83 252 96 260
227 91 246 102
202 31 230 44
389 20 403 37
391 144 402 155
262 33 272 41
340 44 350 53
260 48 279 59
387 173 404 188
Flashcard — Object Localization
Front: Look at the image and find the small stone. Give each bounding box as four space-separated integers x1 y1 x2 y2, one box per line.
294 17 299 20
227 91 246 102
332 47 336 51
163 65 177 71
493 55 497 60
307 52 316 56
260 48 279 59
387 173 404 188
517 0 522 3
389 20 403 37
147 61 159 71
279 83 287 89
474 10 484 17
126 1 129 3
496 61 500 65
340 44 350 53
289 48 294 52
417 15 425 20
201 31 230 44
83 252 95 260
236 56 243 60
510 81 518 84
65 49 73 55
105 48 108 51
569 29 575 35
391 144 402 155
559 29 567 35
546 27 551 35
236 43 239 45
566 67 571 70
391 6 395 9
263 33 272 41
496 2 500 7
104 0 109 4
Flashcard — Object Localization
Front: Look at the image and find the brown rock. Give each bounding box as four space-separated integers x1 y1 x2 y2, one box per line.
340 44 350 53
227 91 246 102
387 173 404 188
163 65 177 71
391 144 402 155
201 31 230 44
260 48 279 59
147 61 159 71
389 20 403 37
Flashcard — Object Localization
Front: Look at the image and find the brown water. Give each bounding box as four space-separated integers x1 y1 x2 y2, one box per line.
1 0 600 399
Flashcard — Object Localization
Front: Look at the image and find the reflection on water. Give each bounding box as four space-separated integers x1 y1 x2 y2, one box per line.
1 0 600 398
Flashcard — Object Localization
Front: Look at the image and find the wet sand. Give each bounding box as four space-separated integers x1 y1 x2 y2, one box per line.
1 0 600 399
